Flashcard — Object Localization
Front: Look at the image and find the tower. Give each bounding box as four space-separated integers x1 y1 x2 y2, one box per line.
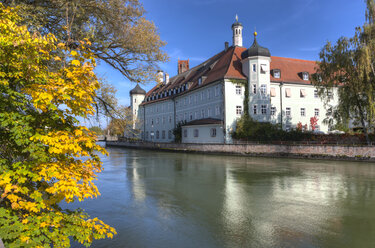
231 15 243 47
130 84 146 129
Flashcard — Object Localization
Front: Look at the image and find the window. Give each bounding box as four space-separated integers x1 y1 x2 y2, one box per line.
156 118 159 124
201 91 204 100
184 97 187 105
207 89 211 99
215 105 220 115
190 112 193 120
270 107 276 116
210 128 217 137
300 108 305 117
201 109 205 118
260 84 267 95
183 129 187 137
273 69 281 78
270 87 276 97
134 98 136 103
260 64 267 74
168 130 172 139
151 119 154 125
235 85 242 95
315 108 320 116
261 105 267 115
208 108 211 117
300 89 306 98
303 72 309 81
189 96 192 104
215 86 219 96
198 77 202 85
156 131 160 139
195 111 198 119
236 106 242 115
162 130 165 139
314 89 318 98
162 117 165 124
169 116 172 123
285 88 291 97
252 84 257 94
252 64 256 72
286 107 291 117
253 105 257 115
194 129 199 137
195 95 198 103
328 90 333 100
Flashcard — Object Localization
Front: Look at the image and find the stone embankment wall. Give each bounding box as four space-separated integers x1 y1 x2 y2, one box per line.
106 141 375 161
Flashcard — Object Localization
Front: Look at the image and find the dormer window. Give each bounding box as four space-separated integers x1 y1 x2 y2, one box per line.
198 77 202 86
302 72 309 81
273 69 281 78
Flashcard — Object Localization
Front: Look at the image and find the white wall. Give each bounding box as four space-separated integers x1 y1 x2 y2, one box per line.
224 79 245 144
182 124 224 144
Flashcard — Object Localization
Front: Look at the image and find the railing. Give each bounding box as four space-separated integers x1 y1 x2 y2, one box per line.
232 139 375 146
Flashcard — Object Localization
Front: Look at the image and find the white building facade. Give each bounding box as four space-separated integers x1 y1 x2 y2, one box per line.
129 17 338 144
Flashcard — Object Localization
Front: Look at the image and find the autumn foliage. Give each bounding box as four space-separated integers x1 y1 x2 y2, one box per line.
0 4 115 247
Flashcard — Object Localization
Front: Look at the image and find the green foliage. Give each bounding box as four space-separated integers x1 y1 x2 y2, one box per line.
0 5 115 247
312 0 375 143
173 121 186 143
232 115 312 142
89 126 104 135
231 79 249 116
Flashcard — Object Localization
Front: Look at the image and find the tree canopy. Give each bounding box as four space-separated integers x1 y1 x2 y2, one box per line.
0 4 115 247
2 0 168 83
313 0 375 141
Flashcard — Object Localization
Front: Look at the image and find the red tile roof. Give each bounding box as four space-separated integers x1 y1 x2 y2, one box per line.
270 56 318 84
141 48 318 106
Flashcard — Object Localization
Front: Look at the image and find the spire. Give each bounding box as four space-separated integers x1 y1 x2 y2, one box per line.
231 15 243 47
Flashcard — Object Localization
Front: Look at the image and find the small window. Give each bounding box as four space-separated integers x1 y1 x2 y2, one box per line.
236 106 242 115
198 77 202 85
201 109 205 118
208 108 211 117
253 105 257 115
315 108 320 117
190 112 193 120
168 130 172 139
169 116 172 123
162 130 165 139
194 129 199 137
285 88 291 97
270 107 276 116
134 98 137 103
300 108 305 117
314 89 318 98
189 96 192 104
252 84 257 94
300 89 306 98
286 107 291 117
215 86 219 96
252 64 256 72
273 69 281 78
210 128 217 137
260 64 267 74
184 129 187 137
303 72 309 81
215 105 220 115
156 131 160 139
235 85 242 95
270 87 276 97
261 105 267 115
260 84 267 95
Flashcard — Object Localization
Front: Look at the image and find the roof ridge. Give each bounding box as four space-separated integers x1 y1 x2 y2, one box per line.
271 56 317 63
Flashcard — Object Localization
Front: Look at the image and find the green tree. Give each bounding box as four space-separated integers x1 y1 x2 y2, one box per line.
313 0 375 143
0 5 115 247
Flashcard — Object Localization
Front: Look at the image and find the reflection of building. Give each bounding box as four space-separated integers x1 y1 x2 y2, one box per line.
130 16 338 144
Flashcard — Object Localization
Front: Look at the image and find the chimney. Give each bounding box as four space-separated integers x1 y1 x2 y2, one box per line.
225 41 229 51
156 70 164 84
178 59 190 74
165 73 169 84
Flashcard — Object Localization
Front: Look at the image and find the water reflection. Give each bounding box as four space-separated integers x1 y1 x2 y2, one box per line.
70 148 375 248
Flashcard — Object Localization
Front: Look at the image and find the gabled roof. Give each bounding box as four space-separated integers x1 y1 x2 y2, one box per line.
270 56 318 84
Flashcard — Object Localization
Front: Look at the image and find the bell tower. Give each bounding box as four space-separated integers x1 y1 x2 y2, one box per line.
231 15 243 47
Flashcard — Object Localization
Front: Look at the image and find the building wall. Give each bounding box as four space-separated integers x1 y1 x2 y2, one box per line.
130 93 145 128
175 82 224 125
224 79 245 144
269 82 338 132
181 124 224 144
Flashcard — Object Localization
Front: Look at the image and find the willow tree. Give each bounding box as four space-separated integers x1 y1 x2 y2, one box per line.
0 5 115 247
313 0 375 143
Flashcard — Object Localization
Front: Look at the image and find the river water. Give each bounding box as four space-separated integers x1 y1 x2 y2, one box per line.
70 146 375 248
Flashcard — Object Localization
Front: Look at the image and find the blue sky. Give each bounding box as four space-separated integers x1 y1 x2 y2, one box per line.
94 0 367 110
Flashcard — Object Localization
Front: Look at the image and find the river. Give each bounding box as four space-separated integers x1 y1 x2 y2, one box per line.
70 146 375 248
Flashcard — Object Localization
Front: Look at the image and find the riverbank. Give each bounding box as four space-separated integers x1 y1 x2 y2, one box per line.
106 141 375 161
